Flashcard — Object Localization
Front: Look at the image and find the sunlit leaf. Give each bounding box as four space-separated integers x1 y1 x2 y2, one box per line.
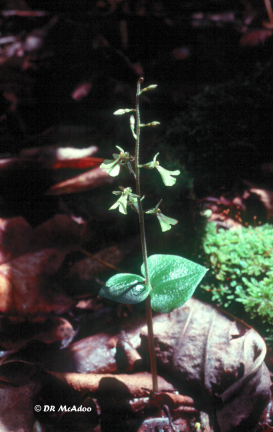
141 255 207 313
99 273 150 304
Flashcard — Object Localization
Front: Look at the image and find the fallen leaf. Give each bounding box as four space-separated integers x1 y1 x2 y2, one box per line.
249 187 273 219
45 333 119 374
69 246 124 280
20 145 99 167
0 317 75 351
52 156 104 169
139 298 272 432
152 391 194 409
49 371 175 399
0 249 74 317
0 383 39 432
116 330 142 372
46 167 112 195
33 214 83 250
0 217 33 264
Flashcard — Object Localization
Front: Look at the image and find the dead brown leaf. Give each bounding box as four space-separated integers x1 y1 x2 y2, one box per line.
45 333 119 374
46 167 112 195
70 246 124 280
33 214 83 250
39 298 272 430
152 391 195 409
249 187 273 219
49 371 175 399
0 317 75 351
0 383 39 432
116 330 142 372
0 248 74 317
139 298 272 432
0 217 33 264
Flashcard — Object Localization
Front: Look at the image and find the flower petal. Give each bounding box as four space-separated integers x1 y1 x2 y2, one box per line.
100 159 121 177
109 195 128 214
157 213 178 232
156 166 180 186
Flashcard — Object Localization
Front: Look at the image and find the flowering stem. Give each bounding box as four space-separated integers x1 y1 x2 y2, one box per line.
135 77 158 392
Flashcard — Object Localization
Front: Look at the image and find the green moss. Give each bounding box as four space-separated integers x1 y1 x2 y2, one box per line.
200 222 273 344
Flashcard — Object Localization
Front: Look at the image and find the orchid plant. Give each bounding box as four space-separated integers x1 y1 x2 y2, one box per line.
99 78 207 391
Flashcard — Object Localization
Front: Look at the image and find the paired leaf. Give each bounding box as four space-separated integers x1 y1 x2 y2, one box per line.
141 255 208 313
100 255 207 312
99 273 150 304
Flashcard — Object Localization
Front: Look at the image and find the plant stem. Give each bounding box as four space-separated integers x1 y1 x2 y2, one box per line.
135 77 158 392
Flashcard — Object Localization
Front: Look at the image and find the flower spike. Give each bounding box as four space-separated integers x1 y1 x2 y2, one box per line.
139 153 180 186
146 200 178 232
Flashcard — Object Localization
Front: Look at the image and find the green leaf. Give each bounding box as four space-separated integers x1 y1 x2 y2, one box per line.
141 255 207 313
99 273 150 304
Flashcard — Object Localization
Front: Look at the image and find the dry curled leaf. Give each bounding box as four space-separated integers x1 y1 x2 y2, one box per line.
152 391 195 410
52 156 104 170
249 187 273 220
139 298 272 432
0 317 75 351
46 167 112 195
45 299 271 431
20 145 99 166
49 371 175 399
40 298 272 430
